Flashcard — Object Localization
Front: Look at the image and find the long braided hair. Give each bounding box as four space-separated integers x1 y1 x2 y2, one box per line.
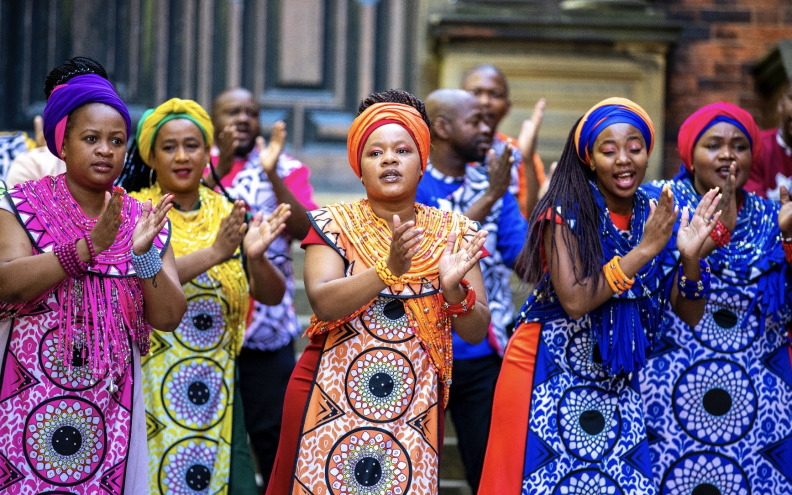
516 118 604 288
357 89 431 127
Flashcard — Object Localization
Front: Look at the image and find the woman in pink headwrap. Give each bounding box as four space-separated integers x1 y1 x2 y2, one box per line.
265 89 490 494
479 97 720 495
640 102 792 493
0 60 186 493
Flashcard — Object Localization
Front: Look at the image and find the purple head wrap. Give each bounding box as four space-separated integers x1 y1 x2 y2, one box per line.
42 74 131 158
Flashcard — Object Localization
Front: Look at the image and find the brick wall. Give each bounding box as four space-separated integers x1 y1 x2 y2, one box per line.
661 0 792 177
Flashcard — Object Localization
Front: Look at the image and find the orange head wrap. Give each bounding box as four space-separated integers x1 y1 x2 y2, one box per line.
346 102 430 178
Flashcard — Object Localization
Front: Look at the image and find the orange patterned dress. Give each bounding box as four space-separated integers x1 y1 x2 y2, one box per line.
289 201 478 495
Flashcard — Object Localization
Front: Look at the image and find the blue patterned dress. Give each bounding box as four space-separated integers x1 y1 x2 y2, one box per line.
480 183 672 495
640 170 792 494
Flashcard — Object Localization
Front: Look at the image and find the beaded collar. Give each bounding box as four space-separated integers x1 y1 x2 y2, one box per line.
646 168 790 329
305 200 476 406
521 181 667 375
668 168 784 279
132 183 249 354
1 174 171 380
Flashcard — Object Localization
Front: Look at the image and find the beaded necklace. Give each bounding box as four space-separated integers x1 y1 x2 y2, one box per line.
662 169 788 329
305 200 474 406
521 182 665 375
0 174 152 381
133 184 249 354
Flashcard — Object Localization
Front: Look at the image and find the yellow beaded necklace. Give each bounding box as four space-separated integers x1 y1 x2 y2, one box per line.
131 184 250 354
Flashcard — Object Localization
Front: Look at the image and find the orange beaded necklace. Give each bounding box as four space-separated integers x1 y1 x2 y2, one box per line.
305 200 473 406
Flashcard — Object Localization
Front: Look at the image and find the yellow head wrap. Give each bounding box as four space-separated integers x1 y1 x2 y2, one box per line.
135 97 214 166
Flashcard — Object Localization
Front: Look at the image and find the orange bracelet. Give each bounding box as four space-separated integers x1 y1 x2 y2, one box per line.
441 279 476 317
603 256 634 294
375 258 400 286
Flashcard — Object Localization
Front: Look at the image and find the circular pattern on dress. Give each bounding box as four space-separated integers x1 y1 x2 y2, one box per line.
692 289 756 353
40 329 104 391
162 358 228 430
558 386 621 462
24 397 106 486
566 330 609 381
174 294 226 352
362 297 413 343
158 437 217 495
552 469 623 495
326 428 411 495
673 359 756 445
346 348 415 422
661 452 749 495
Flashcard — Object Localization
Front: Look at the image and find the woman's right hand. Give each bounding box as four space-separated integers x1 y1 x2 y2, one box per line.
211 200 248 263
90 187 125 254
386 215 424 277
639 183 678 257
716 161 739 231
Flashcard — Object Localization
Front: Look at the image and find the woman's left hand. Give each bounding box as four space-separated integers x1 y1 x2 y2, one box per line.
132 193 173 255
677 186 721 259
245 203 291 258
438 229 487 294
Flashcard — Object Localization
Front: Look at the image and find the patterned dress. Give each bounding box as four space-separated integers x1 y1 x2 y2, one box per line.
480 184 669 495
0 175 168 494
290 201 477 494
130 185 250 495
640 173 792 494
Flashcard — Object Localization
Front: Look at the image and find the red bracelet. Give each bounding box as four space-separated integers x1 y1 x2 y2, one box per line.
709 221 731 248
441 279 477 317
783 237 792 263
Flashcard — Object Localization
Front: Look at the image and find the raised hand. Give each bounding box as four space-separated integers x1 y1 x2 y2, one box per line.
438 230 487 293
216 124 240 160
517 98 546 160
34 115 45 148
714 161 739 230
211 200 248 262
257 121 287 175
677 187 721 259
245 203 291 258
90 187 126 254
132 193 173 255
779 185 792 240
385 215 424 278
640 183 678 257
485 143 514 201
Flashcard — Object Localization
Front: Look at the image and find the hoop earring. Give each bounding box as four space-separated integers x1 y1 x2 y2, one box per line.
149 168 155 187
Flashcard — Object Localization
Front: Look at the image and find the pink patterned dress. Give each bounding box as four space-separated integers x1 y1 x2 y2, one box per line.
0 175 169 494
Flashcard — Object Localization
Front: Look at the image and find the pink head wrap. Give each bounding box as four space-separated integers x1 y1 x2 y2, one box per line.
677 102 761 172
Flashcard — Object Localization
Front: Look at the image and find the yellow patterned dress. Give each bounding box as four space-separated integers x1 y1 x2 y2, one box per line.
130 185 249 495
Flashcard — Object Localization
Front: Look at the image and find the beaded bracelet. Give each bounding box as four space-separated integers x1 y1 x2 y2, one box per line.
603 256 634 295
131 244 163 279
441 278 477 318
375 258 401 286
709 220 731 248
783 236 792 263
677 259 711 300
54 238 87 277
82 232 97 266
